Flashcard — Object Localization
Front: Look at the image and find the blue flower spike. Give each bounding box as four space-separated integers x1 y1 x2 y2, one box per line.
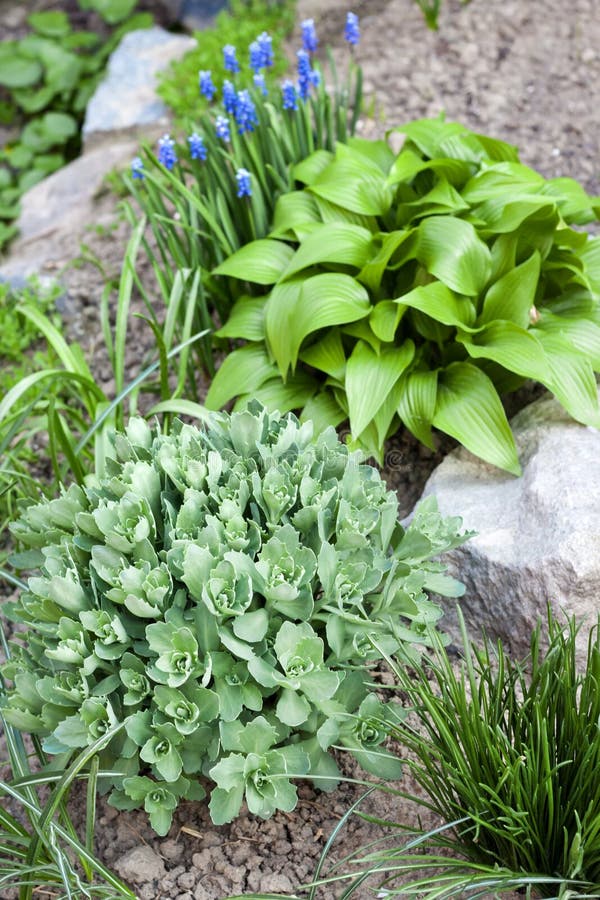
301 18 318 54
344 12 360 46
222 79 237 115
296 49 312 101
249 40 263 73
131 156 144 180
257 31 273 68
198 69 216 101
236 168 252 198
223 44 240 74
157 134 177 170
234 89 258 135
282 80 298 111
215 115 231 142
188 133 207 161
253 72 268 96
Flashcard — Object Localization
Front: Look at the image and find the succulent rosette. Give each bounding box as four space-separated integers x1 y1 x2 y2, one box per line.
3 404 469 832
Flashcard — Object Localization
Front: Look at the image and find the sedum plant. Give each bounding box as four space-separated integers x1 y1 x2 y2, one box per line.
209 117 600 474
2 404 468 833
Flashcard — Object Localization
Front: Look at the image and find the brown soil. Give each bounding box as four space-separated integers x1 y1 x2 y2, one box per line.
2 0 600 897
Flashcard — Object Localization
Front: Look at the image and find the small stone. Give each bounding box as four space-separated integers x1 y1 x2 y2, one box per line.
160 839 184 861
178 872 196 890
259 874 295 894
114 846 167 884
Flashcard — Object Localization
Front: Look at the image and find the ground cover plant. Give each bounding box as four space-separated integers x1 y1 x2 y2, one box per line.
1 403 468 834
0 2 153 250
304 610 600 898
209 117 600 472
124 12 363 377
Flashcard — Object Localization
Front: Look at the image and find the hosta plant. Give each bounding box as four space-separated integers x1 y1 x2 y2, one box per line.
209 117 600 473
2 404 468 833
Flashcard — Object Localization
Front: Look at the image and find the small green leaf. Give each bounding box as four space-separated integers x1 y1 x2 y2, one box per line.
282 223 374 279
0 54 42 89
398 281 476 328
28 10 71 36
214 239 294 285
205 345 277 410
299 329 346 380
216 296 266 341
479 251 541 328
433 362 521 475
397 369 438 449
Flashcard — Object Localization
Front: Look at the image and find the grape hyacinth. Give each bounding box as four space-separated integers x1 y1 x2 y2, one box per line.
198 69 216 101
257 31 273 67
281 79 298 111
157 134 177 170
222 79 237 115
234 89 258 134
215 115 231 142
131 156 144 180
296 49 313 101
344 11 360 46
223 44 240 74
235 168 252 198
253 72 268 96
249 40 263 73
188 132 207 161
301 18 318 54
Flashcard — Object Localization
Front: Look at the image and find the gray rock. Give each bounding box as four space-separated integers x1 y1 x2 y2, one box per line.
422 390 600 663
114 845 167 884
0 139 137 281
82 27 195 148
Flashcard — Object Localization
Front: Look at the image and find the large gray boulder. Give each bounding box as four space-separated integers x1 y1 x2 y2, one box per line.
82 27 195 148
422 390 600 663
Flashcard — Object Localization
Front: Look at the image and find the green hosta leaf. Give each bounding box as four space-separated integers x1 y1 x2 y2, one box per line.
308 147 393 216
403 178 470 219
534 332 600 428
541 177 600 224
478 250 541 328
580 238 600 293
282 223 374 279
433 362 521 475
398 281 476 328
293 149 334 185
397 369 438 449
299 329 346 380
266 273 370 375
386 149 474 188
535 309 600 370
416 216 492 295
358 230 415 293
461 162 546 205
205 345 277 409
346 340 415 437
370 301 407 342
393 119 468 159
236 373 319 413
0 54 42 88
348 136 396 173
473 194 558 236
216 296 266 341
270 190 321 239
300 392 346 433
458 321 552 383
214 239 294 285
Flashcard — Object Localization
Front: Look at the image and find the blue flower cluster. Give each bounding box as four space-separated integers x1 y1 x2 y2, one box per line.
301 18 318 54
235 168 252 198
345 11 360 46
215 115 231 142
199 69 216 101
131 156 144 180
188 132 207 161
296 48 320 101
234 89 258 135
157 134 177 170
281 79 298 111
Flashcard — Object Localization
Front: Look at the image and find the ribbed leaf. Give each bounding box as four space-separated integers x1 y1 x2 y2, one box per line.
461 162 546 205
473 195 557 235
479 251 540 328
293 149 334 185
386 149 474 188
358 230 415 292
269 191 321 240
300 392 346 433
299 329 346 380
346 339 415 437
397 369 438 449
458 321 552 383
282 223 374 279
535 332 600 427
370 301 407 341
580 238 600 293
433 362 520 475
266 273 371 375
235 373 318 413
416 216 491 295
216 297 266 341
535 310 600 370
308 149 393 216
398 281 476 328
205 345 276 409
213 239 294 285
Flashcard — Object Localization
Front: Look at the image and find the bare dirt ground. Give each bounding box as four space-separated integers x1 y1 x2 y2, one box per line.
2 0 600 897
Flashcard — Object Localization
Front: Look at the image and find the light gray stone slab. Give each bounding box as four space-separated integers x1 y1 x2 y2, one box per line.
82 27 195 148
